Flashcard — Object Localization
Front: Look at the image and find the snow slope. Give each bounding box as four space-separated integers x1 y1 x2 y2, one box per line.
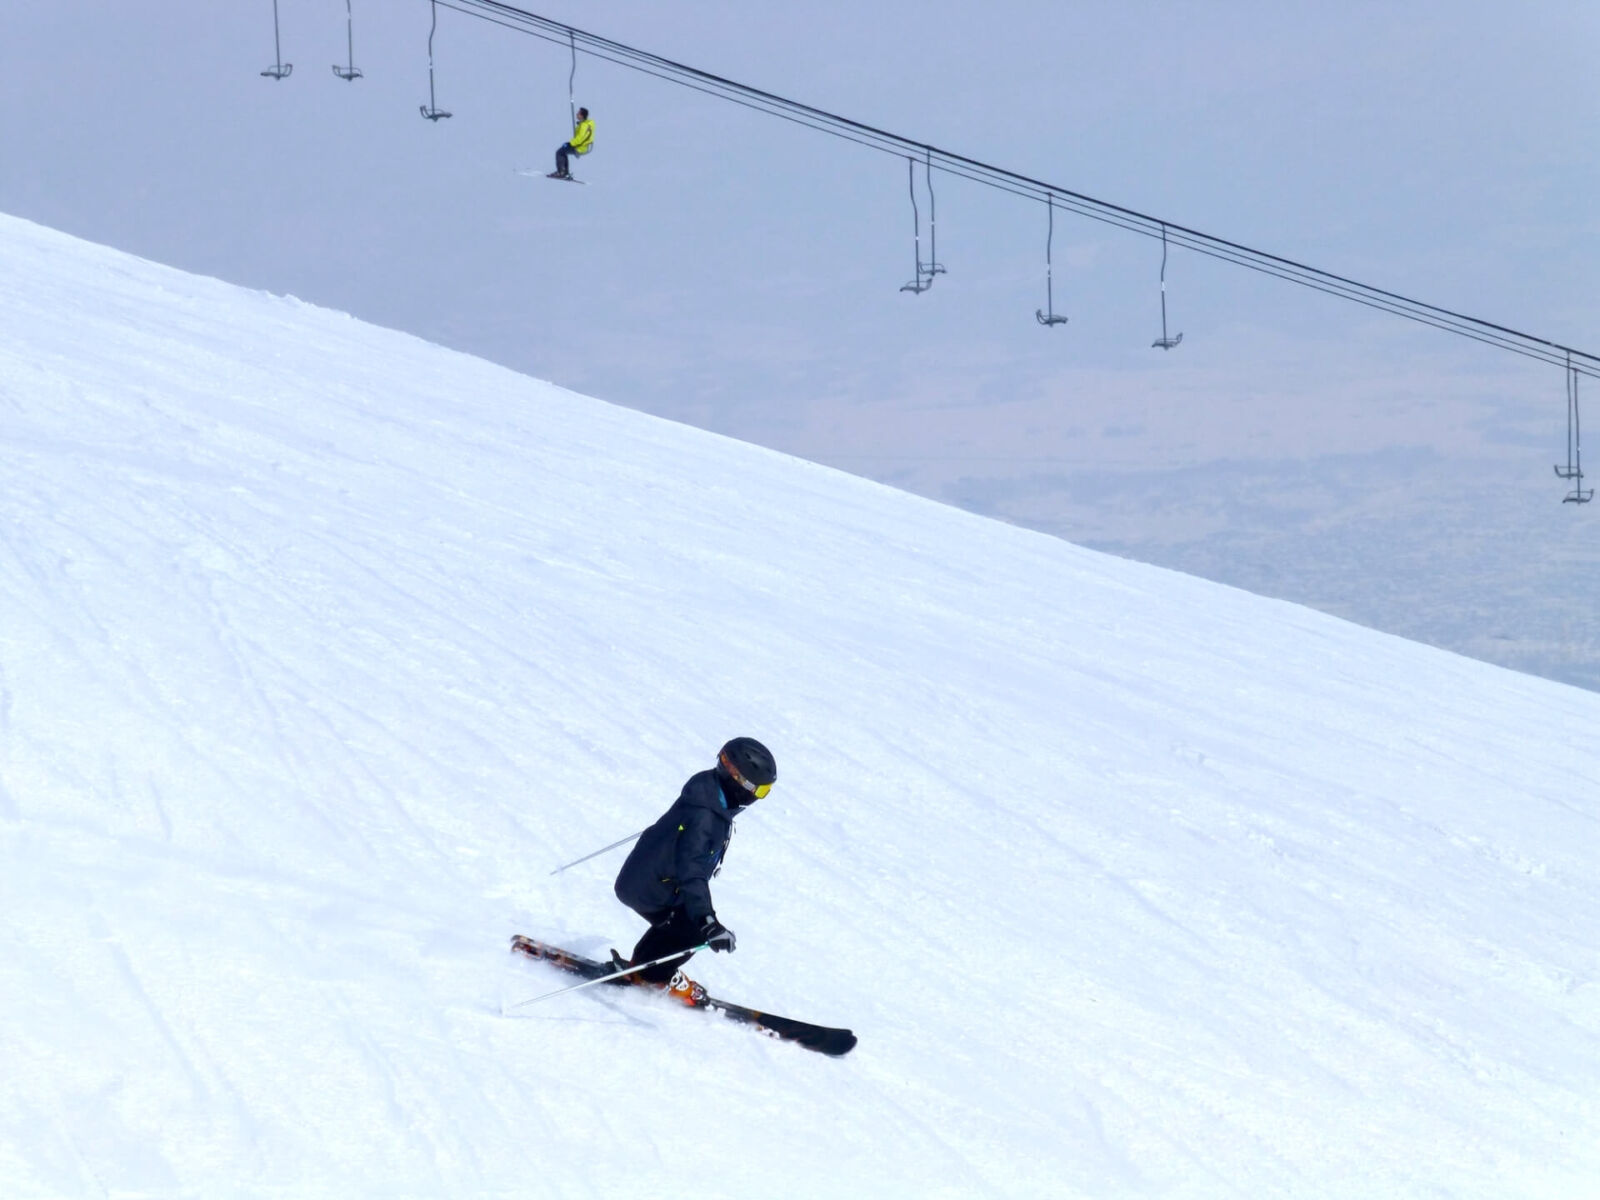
2 212 1597 1198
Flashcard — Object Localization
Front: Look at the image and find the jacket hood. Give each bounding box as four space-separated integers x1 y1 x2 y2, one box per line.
681 769 741 816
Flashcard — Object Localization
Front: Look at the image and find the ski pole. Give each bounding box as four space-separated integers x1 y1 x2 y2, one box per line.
549 829 644 876
510 945 709 1009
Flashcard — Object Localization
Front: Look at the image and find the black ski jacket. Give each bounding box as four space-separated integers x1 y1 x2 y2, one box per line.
614 769 738 924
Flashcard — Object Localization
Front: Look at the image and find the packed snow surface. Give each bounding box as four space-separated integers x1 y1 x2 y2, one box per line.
2 213 1597 1198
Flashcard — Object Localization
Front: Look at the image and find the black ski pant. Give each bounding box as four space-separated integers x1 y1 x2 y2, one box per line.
627 907 702 984
554 142 579 176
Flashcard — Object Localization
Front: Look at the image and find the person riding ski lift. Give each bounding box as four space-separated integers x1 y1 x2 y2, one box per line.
554 107 594 179
611 738 776 1004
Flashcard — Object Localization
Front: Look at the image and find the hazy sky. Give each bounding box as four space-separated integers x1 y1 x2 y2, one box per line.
4 1 1598 680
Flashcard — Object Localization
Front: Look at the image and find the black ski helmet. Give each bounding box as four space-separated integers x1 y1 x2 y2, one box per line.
717 737 776 802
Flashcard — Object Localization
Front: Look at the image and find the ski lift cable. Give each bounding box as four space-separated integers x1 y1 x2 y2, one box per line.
437 0 1596 381
437 0 1002 183
434 1 910 158
438 0 1581 368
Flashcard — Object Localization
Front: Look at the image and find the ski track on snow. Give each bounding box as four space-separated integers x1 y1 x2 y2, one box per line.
1 214 1598 1197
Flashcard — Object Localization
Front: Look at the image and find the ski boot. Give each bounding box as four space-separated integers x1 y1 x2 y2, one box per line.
663 969 708 1007
608 950 706 1005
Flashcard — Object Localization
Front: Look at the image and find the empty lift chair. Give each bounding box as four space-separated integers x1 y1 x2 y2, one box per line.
1035 194 1068 327
919 149 947 286
1555 356 1594 503
333 0 363 81
898 156 938 294
260 0 292 79
420 0 452 120
1151 224 1183 349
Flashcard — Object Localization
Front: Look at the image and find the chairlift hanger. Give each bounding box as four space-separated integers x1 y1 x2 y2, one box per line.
1152 224 1183 349
921 147 946 284
1035 194 1068 327
897 149 947 295
420 0 453 120
333 0 363 81
899 157 933 294
260 0 292 79
1556 355 1594 503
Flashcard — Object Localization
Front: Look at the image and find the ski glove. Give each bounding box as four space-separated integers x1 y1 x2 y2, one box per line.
701 915 736 953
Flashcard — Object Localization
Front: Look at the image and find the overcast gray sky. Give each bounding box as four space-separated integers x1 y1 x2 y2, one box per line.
4 1 1597 683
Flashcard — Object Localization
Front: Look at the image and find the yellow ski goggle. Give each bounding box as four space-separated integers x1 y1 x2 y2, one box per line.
720 753 773 799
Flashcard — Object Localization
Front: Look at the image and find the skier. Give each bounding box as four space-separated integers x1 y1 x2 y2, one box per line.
612 737 776 1003
552 107 594 179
